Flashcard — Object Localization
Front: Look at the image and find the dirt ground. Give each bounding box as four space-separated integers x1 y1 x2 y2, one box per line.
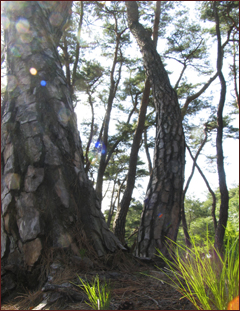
1 252 196 310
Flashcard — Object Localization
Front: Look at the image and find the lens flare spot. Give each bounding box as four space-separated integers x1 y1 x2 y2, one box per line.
49 12 63 26
5 1 27 12
87 140 107 165
94 140 106 155
5 173 21 190
58 108 71 126
2 16 10 29
95 140 100 149
57 233 72 248
30 68 37 75
227 296 239 310
7 75 18 91
40 80 46 86
20 32 33 43
16 18 30 33
38 1 55 10
88 150 99 165
10 46 21 57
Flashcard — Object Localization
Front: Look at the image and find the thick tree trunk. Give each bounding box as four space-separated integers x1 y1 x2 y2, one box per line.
1 1 123 294
125 2 185 259
213 2 229 253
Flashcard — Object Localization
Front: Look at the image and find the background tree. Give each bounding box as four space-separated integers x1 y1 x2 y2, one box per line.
113 1 161 245
164 1 239 252
105 199 143 248
198 0 239 252
125 1 185 259
94 2 128 203
177 185 239 251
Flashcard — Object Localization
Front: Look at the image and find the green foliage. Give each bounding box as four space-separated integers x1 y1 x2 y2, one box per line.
178 186 239 248
224 185 239 243
212 186 239 243
104 199 143 246
138 1 176 36
124 200 143 245
164 11 212 76
74 275 111 310
154 234 239 310
200 1 239 33
177 196 215 246
76 60 105 90
203 114 239 139
78 248 87 258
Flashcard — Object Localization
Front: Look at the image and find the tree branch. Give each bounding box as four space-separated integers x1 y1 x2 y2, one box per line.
72 1 83 93
181 72 218 118
186 143 217 231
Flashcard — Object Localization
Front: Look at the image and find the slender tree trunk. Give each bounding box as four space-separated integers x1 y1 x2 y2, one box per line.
113 1 162 245
95 31 122 202
63 35 71 88
107 178 117 228
213 2 229 253
113 78 151 243
186 144 217 231
85 89 95 173
232 32 239 108
125 2 185 259
181 125 208 248
144 128 153 174
72 1 84 91
1 1 123 295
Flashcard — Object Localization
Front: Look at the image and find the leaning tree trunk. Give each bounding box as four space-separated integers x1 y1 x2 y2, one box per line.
1 1 123 294
125 2 185 259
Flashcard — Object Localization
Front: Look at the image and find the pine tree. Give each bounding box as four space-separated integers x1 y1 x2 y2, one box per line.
1 1 124 295
125 1 185 259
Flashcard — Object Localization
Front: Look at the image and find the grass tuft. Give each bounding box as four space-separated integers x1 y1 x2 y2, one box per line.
72 275 111 310
152 235 239 310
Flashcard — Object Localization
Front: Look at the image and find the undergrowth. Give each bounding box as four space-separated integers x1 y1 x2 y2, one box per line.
151 235 239 310
72 275 111 310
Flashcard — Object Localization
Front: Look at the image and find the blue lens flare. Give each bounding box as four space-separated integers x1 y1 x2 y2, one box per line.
40 80 46 86
95 140 100 149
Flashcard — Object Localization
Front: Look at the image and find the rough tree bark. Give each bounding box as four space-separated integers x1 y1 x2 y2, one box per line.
213 2 229 253
1 1 123 294
125 2 185 259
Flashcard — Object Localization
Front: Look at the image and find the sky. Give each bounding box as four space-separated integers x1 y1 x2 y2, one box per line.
74 1 239 212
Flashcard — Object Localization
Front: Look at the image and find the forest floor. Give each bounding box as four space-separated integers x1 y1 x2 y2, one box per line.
1 251 196 310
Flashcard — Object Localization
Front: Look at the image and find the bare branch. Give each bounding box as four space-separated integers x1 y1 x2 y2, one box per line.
186 143 217 231
181 72 218 119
